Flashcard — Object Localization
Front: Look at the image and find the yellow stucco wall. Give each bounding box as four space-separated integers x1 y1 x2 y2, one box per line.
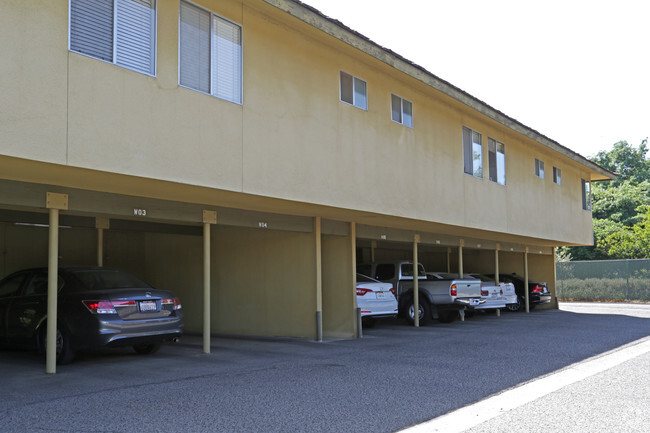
1 0 597 248
322 234 355 338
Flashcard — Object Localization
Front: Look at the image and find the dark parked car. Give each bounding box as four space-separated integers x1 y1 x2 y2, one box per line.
487 273 552 311
0 267 184 364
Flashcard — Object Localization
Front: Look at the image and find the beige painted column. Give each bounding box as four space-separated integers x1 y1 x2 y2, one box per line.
413 234 420 327
552 247 558 308
350 222 360 338
202 210 217 354
458 240 465 278
370 240 377 263
314 217 323 342
46 192 68 374
95 217 110 267
524 247 530 313
494 243 500 284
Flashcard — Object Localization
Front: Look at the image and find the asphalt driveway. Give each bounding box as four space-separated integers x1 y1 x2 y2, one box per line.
1 303 649 432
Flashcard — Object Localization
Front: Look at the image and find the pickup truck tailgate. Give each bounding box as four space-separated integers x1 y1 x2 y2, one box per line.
454 280 482 297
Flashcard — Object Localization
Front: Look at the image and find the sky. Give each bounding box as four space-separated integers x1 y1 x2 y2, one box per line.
303 0 649 159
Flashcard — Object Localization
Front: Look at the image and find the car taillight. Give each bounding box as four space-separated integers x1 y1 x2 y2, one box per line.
389 286 395 296
450 284 457 296
480 284 489 296
532 285 543 293
163 297 182 310
82 300 116 314
356 288 372 296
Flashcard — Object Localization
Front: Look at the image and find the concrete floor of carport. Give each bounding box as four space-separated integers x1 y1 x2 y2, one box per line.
1 305 648 432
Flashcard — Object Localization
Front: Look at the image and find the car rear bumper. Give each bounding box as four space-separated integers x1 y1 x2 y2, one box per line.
70 315 184 350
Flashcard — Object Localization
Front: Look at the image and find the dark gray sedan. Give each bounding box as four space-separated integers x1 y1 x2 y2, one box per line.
0 267 184 364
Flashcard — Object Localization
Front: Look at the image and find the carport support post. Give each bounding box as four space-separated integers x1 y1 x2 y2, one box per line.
46 192 68 374
350 222 360 338
95 217 110 267
413 234 420 328
202 211 217 354
524 247 530 313
495 244 500 317
458 240 464 278
315 217 323 342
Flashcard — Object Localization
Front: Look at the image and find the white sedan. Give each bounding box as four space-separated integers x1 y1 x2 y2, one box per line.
356 273 398 325
467 273 518 312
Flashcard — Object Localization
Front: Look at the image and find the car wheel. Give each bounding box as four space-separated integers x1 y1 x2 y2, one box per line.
506 302 519 312
438 310 459 323
406 297 430 326
133 343 161 355
39 324 75 365
55 327 75 365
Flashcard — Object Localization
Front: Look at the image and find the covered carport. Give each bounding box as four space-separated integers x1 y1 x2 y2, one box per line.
354 224 557 326
0 178 362 373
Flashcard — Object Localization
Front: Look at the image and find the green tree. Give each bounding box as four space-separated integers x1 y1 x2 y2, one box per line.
592 139 650 187
601 206 650 258
559 139 650 260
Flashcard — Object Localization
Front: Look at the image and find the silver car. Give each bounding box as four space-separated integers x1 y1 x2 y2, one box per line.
467 273 518 312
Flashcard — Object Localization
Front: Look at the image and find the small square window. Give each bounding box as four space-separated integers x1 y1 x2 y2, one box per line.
553 167 560 184
535 158 545 179
391 94 413 128
340 71 367 110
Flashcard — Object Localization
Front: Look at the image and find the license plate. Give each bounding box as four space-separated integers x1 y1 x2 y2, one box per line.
139 300 157 312
470 298 480 306
376 292 386 299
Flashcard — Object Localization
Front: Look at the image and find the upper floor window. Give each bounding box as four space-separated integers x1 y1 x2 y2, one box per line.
535 158 545 179
553 167 562 185
179 0 242 104
391 94 413 127
69 0 156 76
488 138 506 185
463 126 483 178
582 179 591 210
340 71 367 110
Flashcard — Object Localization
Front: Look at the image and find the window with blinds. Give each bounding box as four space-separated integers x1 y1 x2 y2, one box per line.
463 126 483 178
69 0 156 76
179 1 242 104
488 138 506 185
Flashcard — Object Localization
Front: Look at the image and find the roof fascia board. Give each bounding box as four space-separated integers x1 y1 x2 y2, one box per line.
261 0 616 181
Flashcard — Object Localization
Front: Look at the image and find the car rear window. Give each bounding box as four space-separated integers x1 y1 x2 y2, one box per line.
70 269 151 291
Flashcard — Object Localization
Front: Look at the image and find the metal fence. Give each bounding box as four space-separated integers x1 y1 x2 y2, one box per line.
556 259 650 301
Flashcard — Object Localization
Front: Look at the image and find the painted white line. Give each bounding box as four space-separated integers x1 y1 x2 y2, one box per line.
398 336 650 433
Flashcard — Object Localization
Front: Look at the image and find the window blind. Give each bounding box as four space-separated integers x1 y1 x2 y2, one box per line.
70 0 114 62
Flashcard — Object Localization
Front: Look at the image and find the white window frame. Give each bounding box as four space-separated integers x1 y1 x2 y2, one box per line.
391 94 413 128
535 158 545 179
69 0 157 76
582 179 591 211
179 0 243 105
553 166 562 185
339 71 367 110
488 137 506 185
463 126 483 178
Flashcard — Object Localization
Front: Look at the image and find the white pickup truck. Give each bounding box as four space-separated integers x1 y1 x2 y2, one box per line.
357 261 484 325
